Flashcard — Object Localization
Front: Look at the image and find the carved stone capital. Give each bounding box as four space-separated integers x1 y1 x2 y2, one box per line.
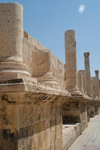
95 70 99 75
84 52 90 58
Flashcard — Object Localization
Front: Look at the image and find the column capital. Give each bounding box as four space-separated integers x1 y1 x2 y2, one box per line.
95 70 99 75
84 52 90 58
78 70 85 73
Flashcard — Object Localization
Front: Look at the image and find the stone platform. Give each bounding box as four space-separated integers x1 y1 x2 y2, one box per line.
68 114 100 150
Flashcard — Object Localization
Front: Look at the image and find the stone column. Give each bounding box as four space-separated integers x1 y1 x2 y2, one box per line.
77 71 84 93
65 30 81 95
84 52 91 97
91 77 96 99
78 70 87 94
95 70 99 99
0 3 30 80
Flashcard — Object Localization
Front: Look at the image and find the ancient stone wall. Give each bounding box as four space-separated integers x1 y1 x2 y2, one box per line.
0 92 64 150
22 30 47 75
18 102 62 150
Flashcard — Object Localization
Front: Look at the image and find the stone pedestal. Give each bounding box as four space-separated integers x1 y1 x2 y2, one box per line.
0 3 30 81
95 70 99 99
90 103 95 117
65 30 81 95
84 52 91 97
87 103 90 122
95 102 99 115
32 49 58 88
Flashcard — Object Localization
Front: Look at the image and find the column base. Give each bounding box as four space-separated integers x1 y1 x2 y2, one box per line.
34 72 61 89
66 86 82 96
0 62 31 81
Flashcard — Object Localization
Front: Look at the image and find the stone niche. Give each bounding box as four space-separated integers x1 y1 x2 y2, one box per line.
62 100 88 133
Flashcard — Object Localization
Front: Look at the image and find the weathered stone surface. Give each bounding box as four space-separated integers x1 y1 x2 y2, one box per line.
51 54 65 90
62 123 81 150
0 3 23 62
80 103 88 132
0 3 30 80
90 104 95 117
87 103 90 122
91 77 96 98
65 30 81 95
77 71 84 93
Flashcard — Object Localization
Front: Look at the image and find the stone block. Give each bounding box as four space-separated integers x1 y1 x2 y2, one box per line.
33 105 41 124
41 103 47 122
46 147 50 150
50 143 55 150
90 104 95 117
33 123 39 150
80 103 88 133
50 118 56 144
0 105 7 128
19 105 26 128
2 129 18 150
46 104 51 120
26 136 33 150
25 104 34 126
55 137 63 150
6 104 19 128
32 50 50 77
18 138 26 150
55 123 62 140
38 122 45 150
44 120 50 149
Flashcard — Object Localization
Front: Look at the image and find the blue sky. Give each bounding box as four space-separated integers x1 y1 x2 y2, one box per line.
0 0 100 77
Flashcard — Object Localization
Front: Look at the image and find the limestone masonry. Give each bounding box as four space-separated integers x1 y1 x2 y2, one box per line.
0 2 100 150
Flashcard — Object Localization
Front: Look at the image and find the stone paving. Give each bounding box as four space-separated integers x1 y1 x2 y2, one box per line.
68 114 100 150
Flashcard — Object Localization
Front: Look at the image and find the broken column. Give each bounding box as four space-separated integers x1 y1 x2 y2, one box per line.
84 52 91 97
65 30 81 95
0 3 30 81
95 70 99 99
